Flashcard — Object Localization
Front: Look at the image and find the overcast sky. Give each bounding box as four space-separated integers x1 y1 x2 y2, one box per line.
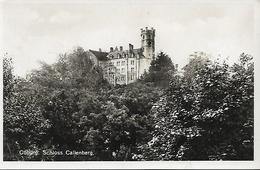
0 0 258 77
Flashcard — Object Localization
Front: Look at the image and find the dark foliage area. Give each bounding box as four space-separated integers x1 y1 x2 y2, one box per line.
138 53 254 160
3 47 254 161
142 51 176 87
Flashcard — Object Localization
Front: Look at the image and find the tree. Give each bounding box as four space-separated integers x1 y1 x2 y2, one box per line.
3 57 51 161
3 57 14 100
28 47 108 92
21 47 161 160
93 82 162 160
23 47 109 160
182 51 211 84
138 53 254 160
4 46 253 161
143 52 176 87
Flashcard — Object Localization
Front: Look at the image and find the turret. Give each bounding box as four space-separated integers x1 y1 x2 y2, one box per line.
141 27 155 59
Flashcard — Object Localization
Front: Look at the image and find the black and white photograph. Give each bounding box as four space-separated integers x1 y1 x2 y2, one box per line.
1 0 260 169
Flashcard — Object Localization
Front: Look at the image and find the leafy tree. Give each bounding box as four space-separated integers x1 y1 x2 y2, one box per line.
143 52 176 87
21 47 160 161
182 51 211 84
3 57 51 161
3 57 14 100
89 82 162 160
102 82 162 115
138 53 254 160
24 47 108 160
28 47 107 92
3 47 254 162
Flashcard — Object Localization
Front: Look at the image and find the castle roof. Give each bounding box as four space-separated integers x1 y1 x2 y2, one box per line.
89 50 109 61
107 48 144 59
89 47 145 61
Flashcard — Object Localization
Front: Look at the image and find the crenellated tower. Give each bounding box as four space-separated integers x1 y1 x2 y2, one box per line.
141 27 155 59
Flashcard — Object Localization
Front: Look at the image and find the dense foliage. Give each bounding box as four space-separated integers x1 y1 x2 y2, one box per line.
3 58 51 161
138 53 254 160
3 48 162 161
3 48 254 161
142 51 176 87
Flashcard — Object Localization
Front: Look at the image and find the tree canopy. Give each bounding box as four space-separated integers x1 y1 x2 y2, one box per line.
142 51 176 87
137 53 254 160
3 48 254 161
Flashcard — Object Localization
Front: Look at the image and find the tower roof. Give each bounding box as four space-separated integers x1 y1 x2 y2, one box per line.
141 27 155 34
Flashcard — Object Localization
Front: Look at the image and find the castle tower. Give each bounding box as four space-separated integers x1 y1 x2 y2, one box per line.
141 27 155 59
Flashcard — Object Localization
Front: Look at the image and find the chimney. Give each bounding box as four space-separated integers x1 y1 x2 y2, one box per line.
99 48 102 52
120 46 123 51
129 43 133 52
110 47 113 52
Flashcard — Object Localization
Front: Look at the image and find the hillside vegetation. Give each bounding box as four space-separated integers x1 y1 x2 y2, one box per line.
3 47 253 160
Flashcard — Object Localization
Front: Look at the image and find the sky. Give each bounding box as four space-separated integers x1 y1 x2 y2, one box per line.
0 0 258 77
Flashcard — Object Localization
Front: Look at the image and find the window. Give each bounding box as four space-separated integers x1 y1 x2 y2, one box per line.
116 68 120 73
147 41 151 47
121 68 125 73
130 75 134 80
117 61 120 66
121 76 125 81
121 61 125 66
131 60 134 65
131 68 134 73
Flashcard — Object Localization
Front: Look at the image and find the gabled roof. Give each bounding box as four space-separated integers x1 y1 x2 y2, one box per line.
107 48 144 59
89 50 109 61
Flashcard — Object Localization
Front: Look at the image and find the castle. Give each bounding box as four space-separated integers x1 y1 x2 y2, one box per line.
87 27 155 85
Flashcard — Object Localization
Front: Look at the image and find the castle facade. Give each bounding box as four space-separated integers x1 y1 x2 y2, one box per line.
87 27 155 85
